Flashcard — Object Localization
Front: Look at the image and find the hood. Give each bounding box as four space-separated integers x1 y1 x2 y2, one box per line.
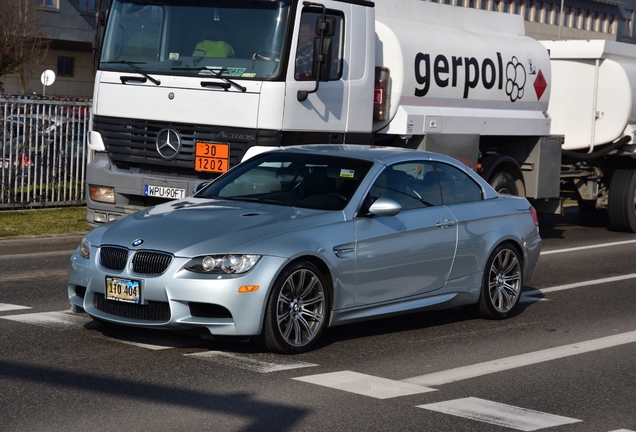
93 198 344 256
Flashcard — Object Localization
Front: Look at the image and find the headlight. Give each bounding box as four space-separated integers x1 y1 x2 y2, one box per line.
79 237 91 259
185 254 261 274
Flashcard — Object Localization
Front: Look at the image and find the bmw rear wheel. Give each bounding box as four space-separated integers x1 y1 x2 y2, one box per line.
478 243 522 319
258 261 328 354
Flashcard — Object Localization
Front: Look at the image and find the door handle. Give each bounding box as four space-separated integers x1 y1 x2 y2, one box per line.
436 219 456 228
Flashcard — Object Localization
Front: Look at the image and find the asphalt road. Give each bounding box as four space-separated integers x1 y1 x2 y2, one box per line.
1 208 635 432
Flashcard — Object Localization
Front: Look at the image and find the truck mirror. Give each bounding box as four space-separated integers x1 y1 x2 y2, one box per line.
315 16 336 37
312 37 333 82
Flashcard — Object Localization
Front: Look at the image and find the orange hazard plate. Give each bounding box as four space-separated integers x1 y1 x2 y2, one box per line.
195 142 229 173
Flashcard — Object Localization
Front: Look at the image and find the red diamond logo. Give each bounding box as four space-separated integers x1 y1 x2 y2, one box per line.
534 70 547 100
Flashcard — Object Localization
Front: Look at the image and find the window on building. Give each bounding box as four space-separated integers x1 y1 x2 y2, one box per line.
80 0 97 12
39 0 58 7
57 56 74 77
624 9 634 37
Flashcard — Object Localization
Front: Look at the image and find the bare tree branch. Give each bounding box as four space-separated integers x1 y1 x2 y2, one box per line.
0 0 50 80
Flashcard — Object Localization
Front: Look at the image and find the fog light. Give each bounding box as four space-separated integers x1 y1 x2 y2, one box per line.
107 214 121 222
93 212 107 223
89 185 115 203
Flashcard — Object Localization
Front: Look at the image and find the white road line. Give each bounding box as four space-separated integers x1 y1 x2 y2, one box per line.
417 397 581 431
402 330 636 387
523 273 636 299
112 336 201 351
541 239 636 255
0 311 89 329
186 351 318 373
0 303 31 312
293 371 436 399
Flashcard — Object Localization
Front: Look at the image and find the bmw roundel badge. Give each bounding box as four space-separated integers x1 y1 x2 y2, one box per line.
132 239 144 247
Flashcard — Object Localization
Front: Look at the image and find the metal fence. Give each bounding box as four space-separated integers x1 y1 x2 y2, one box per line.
0 95 91 209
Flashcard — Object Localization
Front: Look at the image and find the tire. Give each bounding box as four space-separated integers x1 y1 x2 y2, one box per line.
478 243 522 320
608 168 636 232
257 261 329 354
489 172 519 196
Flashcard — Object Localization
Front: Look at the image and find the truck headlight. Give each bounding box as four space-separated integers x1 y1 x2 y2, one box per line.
89 185 115 203
186 254 261 274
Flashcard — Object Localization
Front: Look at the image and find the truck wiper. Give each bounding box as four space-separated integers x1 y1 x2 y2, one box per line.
171 66 247 92
103 60 161 86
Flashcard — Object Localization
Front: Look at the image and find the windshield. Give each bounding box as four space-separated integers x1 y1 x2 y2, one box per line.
100 0 291 80
198 152 374 211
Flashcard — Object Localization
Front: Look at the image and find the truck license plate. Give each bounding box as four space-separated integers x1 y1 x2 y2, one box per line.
105 277 141 304
144 185 186 199
195 142 229 173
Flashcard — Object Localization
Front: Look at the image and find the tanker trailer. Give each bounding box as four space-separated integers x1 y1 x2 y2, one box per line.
541 39 636 232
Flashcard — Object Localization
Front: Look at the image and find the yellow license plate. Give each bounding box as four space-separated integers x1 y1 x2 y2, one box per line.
105 277 141 304
195 142 229 173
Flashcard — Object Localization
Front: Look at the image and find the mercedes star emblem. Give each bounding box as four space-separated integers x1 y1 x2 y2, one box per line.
156 128 181 160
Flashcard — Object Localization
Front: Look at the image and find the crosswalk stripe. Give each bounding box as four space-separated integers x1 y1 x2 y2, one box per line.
186 351 317 373
417 397 581 431
0 303 31 312
402 330 636 387
293 371 436 399
0 311 89 328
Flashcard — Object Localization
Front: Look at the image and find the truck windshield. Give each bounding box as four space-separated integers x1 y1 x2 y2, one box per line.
100 0 291 80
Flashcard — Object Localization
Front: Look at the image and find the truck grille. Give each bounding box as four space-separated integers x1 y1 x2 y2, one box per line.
93 115 267 176
93 293 171 322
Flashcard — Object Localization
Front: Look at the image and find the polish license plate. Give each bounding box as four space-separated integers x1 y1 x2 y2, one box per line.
195 142 229 173
105 277 141 304
144 184 186 199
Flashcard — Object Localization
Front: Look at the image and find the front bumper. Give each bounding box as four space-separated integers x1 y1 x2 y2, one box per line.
67 248 288 336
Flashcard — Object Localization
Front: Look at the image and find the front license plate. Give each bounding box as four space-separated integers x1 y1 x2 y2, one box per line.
195 142 229 173
105 277 141 304
144 184 186 199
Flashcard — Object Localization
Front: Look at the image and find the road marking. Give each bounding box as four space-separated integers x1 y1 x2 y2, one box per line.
0 303 31 312
417 397 581 431
523 273 636 299
541 239 636 255
0 311 89 329
186 351 318 373
293 371 436 399
109 335 202 351
1 269 68 282
402 330 636 387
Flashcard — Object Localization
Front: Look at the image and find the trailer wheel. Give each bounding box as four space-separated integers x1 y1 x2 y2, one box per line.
608 168 636 232
489 172 519 196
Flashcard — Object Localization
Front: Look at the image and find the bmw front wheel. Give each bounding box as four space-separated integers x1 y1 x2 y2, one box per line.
258 261 328 354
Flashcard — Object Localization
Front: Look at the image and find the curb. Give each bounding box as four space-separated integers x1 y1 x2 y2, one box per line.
0 235 83 256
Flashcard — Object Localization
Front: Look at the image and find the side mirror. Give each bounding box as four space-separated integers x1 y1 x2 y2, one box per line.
368 197 402 217
315 15 336 37
192 181 210 196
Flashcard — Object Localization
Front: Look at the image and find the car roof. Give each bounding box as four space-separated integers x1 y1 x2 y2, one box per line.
271 144 442 164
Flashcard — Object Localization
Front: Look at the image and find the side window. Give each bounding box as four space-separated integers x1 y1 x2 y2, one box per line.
369 162 441 210
294 10 344 81
434 163 483 205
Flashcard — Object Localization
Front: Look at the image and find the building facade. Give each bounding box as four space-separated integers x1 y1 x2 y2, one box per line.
1 0 635 98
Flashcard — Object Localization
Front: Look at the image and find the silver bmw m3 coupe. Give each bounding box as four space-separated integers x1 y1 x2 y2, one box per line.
68 145 541 353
